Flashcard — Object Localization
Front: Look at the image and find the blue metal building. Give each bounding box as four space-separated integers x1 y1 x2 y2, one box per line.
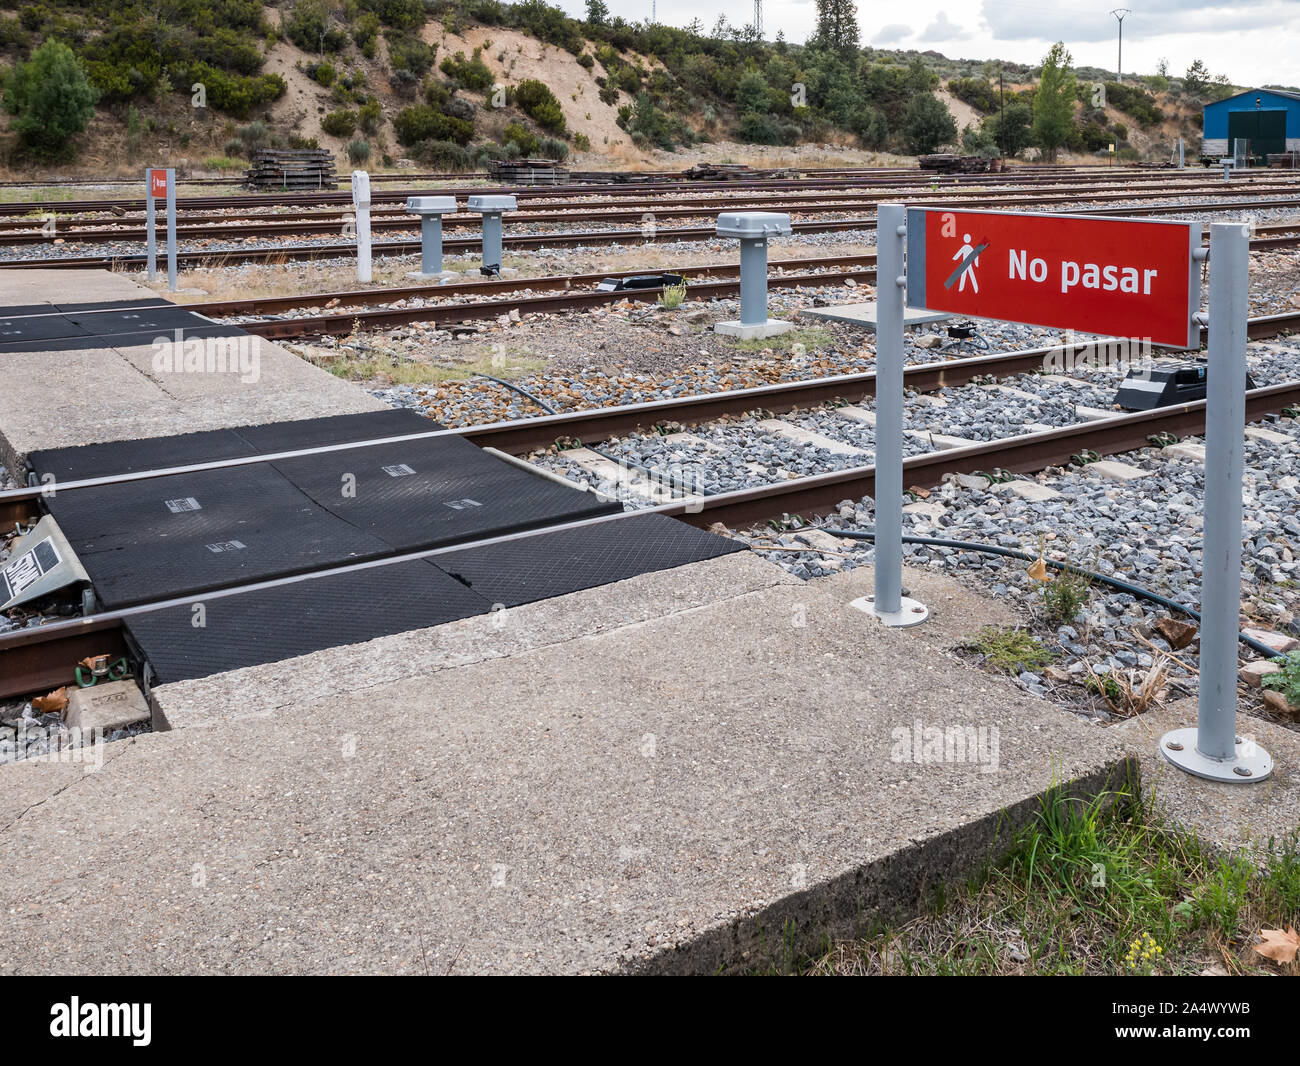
1202 88 1300 159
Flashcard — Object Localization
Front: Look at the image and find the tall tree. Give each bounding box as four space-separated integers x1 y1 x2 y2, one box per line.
584 0 609 27
814 0 859 53
2 39 98 158
1184 59 1210 96
1033 41 1076 162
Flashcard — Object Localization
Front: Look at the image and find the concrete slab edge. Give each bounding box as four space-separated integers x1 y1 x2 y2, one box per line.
625 756 1139 974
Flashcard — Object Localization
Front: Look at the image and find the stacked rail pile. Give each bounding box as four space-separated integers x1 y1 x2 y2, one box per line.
244 149 338 190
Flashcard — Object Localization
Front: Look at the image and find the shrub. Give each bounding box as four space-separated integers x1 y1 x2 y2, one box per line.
947 77 999 114
285 0 347 52
321 109 357 136
737 111 799 146
18 5 46 32
502 120 538 155
513 78 565 132
539 135 568 160
353 12 381 53
598 84 618 106
388 35 436 77
573 131 590 151
347 138 371 164
389 68 419 97
310 61 336 87
415 138 471 169
2 39 98 157
374 0 425 31
358 98 383 133
185 63 285 118
236 119 269 153
393 104 474 146
439 48 493 92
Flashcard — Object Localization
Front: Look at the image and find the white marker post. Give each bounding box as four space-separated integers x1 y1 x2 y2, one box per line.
145 169 157 282
857 203 928 627
1160 222 1272 782
352 170 372 284
164 167 176 292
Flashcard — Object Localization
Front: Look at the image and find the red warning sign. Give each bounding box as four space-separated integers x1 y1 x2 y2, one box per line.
149 168 169 199
905 208 1200 347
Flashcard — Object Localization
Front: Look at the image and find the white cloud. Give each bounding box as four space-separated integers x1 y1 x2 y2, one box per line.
920 11 973 42
873 23 914 45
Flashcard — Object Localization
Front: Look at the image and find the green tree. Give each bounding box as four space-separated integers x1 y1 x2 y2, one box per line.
814 0 859 53
1032 42 1076 161
2 39 98 158
584 0 609 26
987 99 1033 156
1183 59 1210 96
902 94 956 154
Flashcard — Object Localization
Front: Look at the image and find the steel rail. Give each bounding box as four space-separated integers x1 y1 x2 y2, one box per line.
7 181 1300 246
2 377 1297 698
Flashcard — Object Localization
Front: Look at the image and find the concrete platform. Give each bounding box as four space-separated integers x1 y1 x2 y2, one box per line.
800 302 953 331
0 270 386 472
1118 701 1300 852
0 552 1132 974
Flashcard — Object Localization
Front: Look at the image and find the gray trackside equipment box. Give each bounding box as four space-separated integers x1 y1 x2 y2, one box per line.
715 211 792 238
467 195 518 212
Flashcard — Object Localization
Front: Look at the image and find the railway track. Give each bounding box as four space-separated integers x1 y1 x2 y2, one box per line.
8 191 1300 273
6 177 1300 246
207 224 1300 339
0 164 1219 217
2 309 1297 698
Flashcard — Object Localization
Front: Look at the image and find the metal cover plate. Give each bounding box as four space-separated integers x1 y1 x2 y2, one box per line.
125 560 492 683
434 513 744 606
272 435 621 551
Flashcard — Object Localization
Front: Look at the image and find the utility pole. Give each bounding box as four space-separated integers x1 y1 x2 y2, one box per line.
754 0 762 38
999 66 1005 158
1110 9 1130 83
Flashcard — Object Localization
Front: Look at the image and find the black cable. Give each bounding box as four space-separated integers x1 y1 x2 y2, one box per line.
814 525 1280 660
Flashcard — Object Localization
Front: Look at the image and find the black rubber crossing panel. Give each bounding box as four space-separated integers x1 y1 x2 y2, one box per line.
272 435 621 552
234 408 442 453
79 520 392 609
31 427 260 482
61 305 218 337
0 313 91 345
28 408 441 481
53 299 174 314
434 513 746 607
125 560 493 683
45 463 319 546
47 464 394 608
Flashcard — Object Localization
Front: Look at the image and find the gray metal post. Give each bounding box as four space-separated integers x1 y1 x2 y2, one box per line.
165 168 177 292
738 238 767 325
864 204 927 627
421 216 443 274
1178 137 1185 169
1160 222 1271 781
482 212 503 270
145 172 156 283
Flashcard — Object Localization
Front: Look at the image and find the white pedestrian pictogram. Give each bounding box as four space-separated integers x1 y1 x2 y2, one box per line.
953 233 980 292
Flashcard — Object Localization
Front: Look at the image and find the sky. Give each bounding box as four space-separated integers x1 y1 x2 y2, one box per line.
550 0 1300 87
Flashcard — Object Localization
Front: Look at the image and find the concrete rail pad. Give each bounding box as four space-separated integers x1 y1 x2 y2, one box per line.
0 554 1132 974
0 272 386 470
0 267 157 306
1117 702 1300 852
